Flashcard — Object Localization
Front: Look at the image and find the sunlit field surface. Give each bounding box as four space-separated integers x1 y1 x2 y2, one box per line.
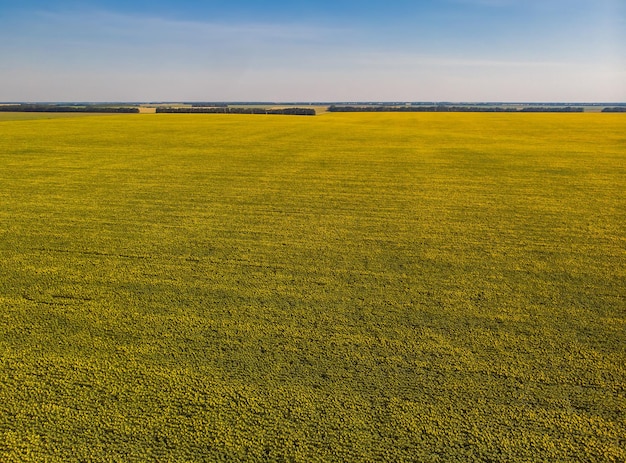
1 112 624 461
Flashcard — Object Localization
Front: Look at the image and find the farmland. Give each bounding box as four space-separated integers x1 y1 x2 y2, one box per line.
0 112 625 461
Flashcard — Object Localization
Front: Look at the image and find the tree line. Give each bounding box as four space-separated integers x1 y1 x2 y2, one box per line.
0 104 139 113
156 107 316 115
328 105 585 113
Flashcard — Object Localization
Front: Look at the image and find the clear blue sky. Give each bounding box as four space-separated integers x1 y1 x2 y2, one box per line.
1 0 624 102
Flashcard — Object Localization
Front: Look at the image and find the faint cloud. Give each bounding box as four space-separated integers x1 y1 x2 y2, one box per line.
447 0 518 6
353 52 569 69
16 9 352 72
33 9 346 45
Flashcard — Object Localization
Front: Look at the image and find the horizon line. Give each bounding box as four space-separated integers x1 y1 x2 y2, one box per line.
3 101 626 105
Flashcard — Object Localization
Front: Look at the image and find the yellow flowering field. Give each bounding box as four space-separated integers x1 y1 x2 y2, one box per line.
0 112 624 461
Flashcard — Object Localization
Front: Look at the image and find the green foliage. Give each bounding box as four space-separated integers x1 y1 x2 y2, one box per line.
0 104 139 113
0 113 625 461
156 106 315 115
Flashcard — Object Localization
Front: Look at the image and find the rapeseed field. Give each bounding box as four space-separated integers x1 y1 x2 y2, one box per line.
0 112 624 461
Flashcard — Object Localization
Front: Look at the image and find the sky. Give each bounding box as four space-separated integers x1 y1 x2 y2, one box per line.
0 0 624 102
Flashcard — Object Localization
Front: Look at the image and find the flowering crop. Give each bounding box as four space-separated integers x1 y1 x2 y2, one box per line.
0 112 624 461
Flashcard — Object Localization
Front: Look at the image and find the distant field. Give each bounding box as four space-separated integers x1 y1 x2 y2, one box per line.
0 113 624 461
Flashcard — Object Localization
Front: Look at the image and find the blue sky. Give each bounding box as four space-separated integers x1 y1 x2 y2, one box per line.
1 0 624 102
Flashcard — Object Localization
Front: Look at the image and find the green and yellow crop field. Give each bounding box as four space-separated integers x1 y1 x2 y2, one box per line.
1 112 624 461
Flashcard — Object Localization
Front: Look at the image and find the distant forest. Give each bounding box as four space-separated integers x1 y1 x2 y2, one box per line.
156 107 316 115
1 103 624 115
0 104 139 113
327 105 587 113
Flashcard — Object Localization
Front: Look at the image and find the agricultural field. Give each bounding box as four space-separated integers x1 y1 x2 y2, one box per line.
0 112 624 462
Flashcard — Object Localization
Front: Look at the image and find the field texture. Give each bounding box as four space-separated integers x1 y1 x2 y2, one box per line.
0 112 625 461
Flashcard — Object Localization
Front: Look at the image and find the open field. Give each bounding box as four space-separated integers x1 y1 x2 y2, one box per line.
0 112 625 461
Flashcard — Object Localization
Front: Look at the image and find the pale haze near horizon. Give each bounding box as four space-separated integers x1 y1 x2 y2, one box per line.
0 0 624 102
